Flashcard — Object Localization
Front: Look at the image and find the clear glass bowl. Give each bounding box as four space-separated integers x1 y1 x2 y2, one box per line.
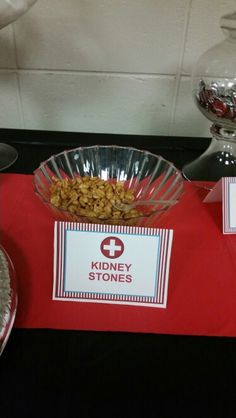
0 246 17 356
0 0 37 29
0 143 18 171
33 145 184 226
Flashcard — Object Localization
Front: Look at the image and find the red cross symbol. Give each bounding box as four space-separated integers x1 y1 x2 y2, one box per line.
100 236 124 259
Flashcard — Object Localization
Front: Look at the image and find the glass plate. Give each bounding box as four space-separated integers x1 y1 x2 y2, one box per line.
0 245 17 356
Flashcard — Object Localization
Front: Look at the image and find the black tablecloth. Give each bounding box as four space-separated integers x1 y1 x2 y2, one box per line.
0 129 235 417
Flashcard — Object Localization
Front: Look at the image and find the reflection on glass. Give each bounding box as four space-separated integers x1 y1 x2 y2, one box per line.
0 143 18 171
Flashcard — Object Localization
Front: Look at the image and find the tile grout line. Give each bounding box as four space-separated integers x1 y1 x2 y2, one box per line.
11 23 26 129
169 0 193 136
0 67 176 79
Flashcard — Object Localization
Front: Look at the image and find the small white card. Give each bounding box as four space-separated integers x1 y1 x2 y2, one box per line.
53 222 174 308
204 177 236 234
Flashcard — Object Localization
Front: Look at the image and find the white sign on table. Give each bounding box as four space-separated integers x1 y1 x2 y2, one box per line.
53 222 173 308
204 177 236 234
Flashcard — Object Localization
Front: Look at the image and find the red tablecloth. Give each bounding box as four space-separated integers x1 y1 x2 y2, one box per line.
1 173 236 336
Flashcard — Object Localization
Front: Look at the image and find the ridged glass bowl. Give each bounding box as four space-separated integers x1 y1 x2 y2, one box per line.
33 145 184 226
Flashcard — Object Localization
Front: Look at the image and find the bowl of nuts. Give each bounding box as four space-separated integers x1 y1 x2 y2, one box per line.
33 145 184 226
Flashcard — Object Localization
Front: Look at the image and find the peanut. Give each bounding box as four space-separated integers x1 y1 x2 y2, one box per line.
49 176 142 221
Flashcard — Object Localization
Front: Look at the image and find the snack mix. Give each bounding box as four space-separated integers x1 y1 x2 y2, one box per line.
50 176 142 220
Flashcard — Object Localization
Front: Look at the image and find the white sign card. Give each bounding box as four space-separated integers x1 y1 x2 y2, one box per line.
204 177 236 234
53 222 174 308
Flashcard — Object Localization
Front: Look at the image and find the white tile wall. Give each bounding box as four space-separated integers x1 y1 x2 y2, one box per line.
13 0 189 73
0 71 23 128
0 0 235 137
0 25 16 68
19 71 175 135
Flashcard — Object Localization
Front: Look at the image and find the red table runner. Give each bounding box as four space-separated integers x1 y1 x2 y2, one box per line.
1 173 236 336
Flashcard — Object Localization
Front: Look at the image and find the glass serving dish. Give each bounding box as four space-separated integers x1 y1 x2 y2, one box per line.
0 143 18 171
182 12 236 181
0 246 17 356
0 0 37 29
33 145 184 227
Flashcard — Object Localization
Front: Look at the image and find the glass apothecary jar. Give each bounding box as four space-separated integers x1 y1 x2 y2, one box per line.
182 12 236 181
